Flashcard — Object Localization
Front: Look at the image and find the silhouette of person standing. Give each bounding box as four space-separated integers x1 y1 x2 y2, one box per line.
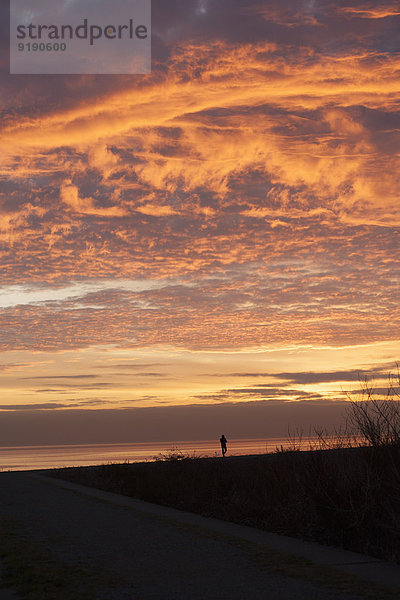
220 434 227 457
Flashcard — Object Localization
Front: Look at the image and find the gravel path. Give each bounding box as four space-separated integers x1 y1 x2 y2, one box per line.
0 472 373 600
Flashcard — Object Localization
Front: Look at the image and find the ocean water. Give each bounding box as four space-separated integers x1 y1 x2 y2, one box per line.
0 437 327 472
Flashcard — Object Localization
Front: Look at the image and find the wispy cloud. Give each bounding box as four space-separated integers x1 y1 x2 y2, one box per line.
339 6 400 19
21 375 98 380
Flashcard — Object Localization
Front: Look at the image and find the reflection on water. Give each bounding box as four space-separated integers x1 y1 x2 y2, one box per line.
0 437 332 471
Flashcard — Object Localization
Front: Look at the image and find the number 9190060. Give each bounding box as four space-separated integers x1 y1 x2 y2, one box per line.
18 42 67 51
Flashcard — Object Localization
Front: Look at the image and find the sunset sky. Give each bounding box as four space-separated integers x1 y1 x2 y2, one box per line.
1 0 399 446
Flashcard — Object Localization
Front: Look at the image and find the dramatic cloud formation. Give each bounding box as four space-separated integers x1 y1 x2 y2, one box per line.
0 1 399 441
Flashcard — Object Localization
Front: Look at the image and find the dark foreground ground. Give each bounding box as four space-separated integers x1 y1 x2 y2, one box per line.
49 444 400 564
4 471 397 600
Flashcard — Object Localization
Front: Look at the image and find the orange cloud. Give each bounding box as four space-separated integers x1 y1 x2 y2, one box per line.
60 181 128 216
339 6 400 19
1 40 399 232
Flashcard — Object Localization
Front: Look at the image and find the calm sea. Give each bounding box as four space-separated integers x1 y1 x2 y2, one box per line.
0 437 326 472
